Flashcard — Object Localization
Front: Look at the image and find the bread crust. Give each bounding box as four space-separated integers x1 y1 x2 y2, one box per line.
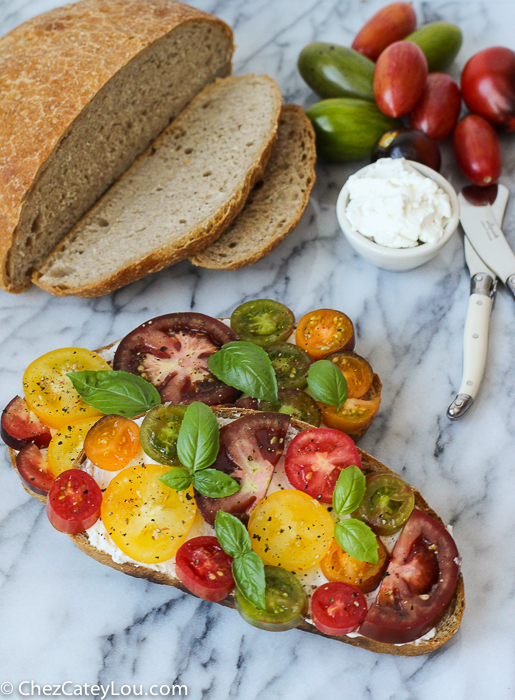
7 407 464 655
0 0 234 293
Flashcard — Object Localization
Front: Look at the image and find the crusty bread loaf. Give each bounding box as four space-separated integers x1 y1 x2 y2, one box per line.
0 0 234 294
189 105 316 270
33 75 282 297
8 407 464 656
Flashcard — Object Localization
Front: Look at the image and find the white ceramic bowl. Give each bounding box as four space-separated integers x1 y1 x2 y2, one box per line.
336 160 460 272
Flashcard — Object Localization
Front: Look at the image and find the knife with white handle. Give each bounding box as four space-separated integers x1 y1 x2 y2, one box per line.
447 184 509 420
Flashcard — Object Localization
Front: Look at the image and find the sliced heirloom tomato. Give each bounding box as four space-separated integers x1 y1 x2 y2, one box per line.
235 565 307 631
195 412 290 526
320 396 380 436
311 582 367 636
139 404 186 465
284 428 362 503
230 300 295 347
325 352 374 399
359 509 461 645
16 445 55 496
321 538 389 593
175 536 234 602
260 388 321 427
265 342 313 390
47 417 101 476
84 415 141 471
353 473 415 535
296 309 355 360
23 348 111 429
113 313 239 406
46 469 102 534
1 396 52 450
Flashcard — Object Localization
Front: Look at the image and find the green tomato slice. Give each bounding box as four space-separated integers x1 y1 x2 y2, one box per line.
235 565 308 631
352 473 415 535
260 388 321 427
266 342 313 390
231 300 295 347
139 404 186 466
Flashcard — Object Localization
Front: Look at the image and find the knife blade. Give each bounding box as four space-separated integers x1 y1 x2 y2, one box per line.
447 184 509 420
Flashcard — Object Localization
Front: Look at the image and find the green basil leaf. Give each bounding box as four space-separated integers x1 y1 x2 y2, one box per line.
193 469 240 498
177 402 220 472
208 342 278 403
67 370 161 418
159 468 192 491
333 465 366 517
232 551 267 611
306 360 348 411
334 519 379 564
214 510 252 558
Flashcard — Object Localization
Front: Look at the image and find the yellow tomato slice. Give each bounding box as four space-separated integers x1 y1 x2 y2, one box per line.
23 348 111 429
47 417 102 476
248 489 333 571
101 464 197 563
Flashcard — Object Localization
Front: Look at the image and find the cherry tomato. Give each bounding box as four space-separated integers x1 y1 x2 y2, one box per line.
230 299 295 347
353 473 414 535
409 73 462 141
260 388 321 427
359 509 461 644
235 565 308 631
16 444 55 496
195 412 290 526
351 2 417 62
325 351 373 399
248 489 333 571
113 313 239 405
453 114 502 187
175 536 234 602
46 469 102 534
284 427 362 503
311 582 367 636
373 41 428 118
319 396 380 436
265 342 313 390
84 415 140 471
371 128 441 172
101 463 197 563
1 396 52 450
23 348 110 429
139 404 186 466
296 309 355 361
320 538 388 593
47 417 101 477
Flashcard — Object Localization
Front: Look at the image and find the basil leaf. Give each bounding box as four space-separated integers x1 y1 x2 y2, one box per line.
177 402 219 472
193 469 240 498
208 342 278 403
215 510 252 558
334 519 379 564
232 551 267 611
67 370 160 418
333 465 366 517
306 360 348 411
159 468 192 491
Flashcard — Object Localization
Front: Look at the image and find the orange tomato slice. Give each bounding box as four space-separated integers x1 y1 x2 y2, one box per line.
325 351 374 399
320 397 381 434
84 415 140 471
321 538 389 593
295 309 355 360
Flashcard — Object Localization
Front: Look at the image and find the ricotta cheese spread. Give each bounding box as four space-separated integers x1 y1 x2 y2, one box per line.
345 158 452 248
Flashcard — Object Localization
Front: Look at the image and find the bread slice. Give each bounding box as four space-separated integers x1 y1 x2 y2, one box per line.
8 408 464 656
33 75 282 297
0 0 234 294
189 104 316 270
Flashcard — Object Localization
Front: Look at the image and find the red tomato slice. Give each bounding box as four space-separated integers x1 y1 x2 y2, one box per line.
46 469 102 535
284 428 362 503
311 582 367 636
16 444 55 496
1 396 52 450
175 536 234 602
359 509 461 644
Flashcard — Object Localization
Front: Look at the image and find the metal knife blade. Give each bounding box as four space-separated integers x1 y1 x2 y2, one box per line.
464 184 509 277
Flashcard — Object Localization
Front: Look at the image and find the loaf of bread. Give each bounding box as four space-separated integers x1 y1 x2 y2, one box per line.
0 0 234 294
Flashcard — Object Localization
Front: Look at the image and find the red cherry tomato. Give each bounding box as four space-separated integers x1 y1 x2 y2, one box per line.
373 41 428 118
461 46 515 132
359 509 461 644
1 396 52 450
351 2 417 62
311 582 368 636
46 469 102 535
16 444 55 496
175 536 234 602
284 427 362 503
409 73 462 141
453 115 502 187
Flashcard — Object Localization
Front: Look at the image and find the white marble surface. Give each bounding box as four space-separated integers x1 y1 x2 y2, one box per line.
1 0 515 698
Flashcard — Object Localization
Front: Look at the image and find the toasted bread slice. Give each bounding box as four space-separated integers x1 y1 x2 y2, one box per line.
189 105 316 270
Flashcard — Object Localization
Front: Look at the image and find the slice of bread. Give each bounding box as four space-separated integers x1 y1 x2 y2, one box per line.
190 105 316 270
33 75 282 297
0 0 234 294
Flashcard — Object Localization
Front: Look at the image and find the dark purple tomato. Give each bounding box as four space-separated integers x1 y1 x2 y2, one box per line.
371 128 441 172
2 396 52 450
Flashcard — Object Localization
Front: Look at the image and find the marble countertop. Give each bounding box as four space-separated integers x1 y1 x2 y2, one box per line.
2 0 515 698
